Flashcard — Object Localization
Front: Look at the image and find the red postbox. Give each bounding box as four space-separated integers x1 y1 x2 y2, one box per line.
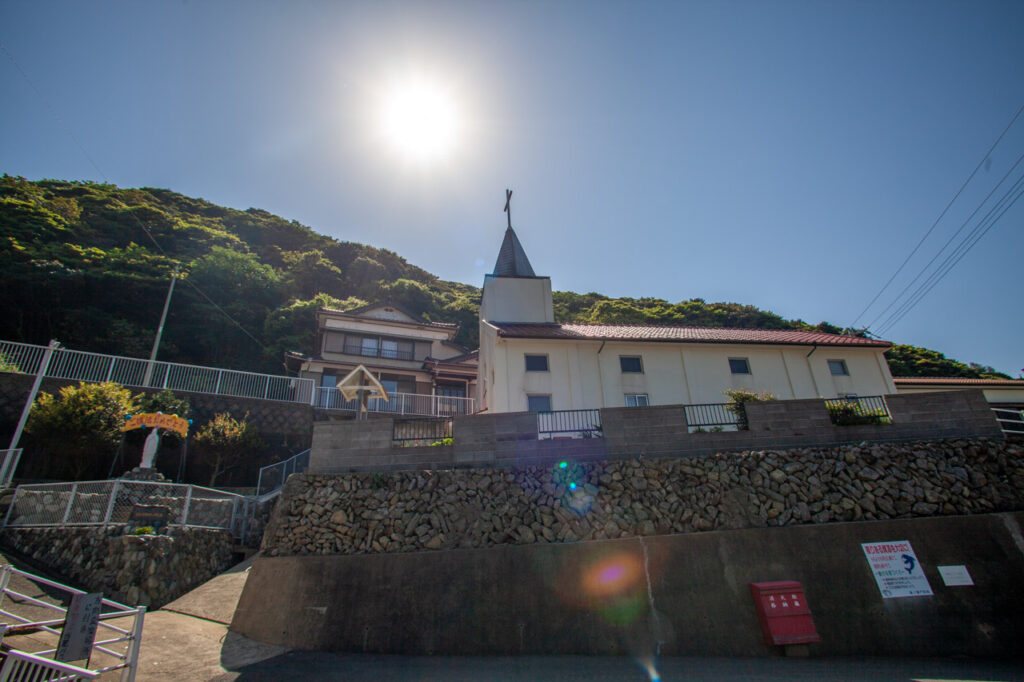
749 581 820 647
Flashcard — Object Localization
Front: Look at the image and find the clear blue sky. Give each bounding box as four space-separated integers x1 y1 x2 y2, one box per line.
2 0 1022 376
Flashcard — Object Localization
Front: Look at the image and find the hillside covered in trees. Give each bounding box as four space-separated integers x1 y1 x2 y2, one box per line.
0 175 1010 380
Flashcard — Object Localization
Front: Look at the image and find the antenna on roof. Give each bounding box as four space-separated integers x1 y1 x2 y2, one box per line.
504 189 513 229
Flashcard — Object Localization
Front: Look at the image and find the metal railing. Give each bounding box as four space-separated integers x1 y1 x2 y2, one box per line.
0 564 145 681
0 339 315 405
255 449 310 497
315 387 474 416
992 406 1024 436
2 480 254 540
392 418 453 445
537 409 603 439
824 395 892 426
0 449 23 488
684 403 741 431
340 343 415 361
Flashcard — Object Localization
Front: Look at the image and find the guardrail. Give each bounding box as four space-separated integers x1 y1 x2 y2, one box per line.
315 387 474 417
537 409 602 439
0 449 23 488
255 449 310 497
992 406 1024 436
393 418 453 445
0 339 315 405
823 395 892 426
2 479 255 540
0 564 145 681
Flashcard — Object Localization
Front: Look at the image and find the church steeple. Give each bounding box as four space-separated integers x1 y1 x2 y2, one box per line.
492 226 536 277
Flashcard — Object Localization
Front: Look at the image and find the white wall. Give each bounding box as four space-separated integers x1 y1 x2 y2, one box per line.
483 338 895 412
480 276 554 324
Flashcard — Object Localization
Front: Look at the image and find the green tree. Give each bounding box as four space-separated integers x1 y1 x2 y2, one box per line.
723 388 776 431
24 381 139 479
192 412 265 486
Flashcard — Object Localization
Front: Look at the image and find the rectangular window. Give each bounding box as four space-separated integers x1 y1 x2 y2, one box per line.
619 356 643 373
728 357 751 375
323 332 346 353
360 337 378 357
525 354 549 372
828 359 850 376
527 394 552 412
380 339 399 359
625 393 649 407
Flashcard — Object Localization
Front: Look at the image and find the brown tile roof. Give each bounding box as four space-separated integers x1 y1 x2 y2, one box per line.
893 377 1024 386
491 323 891 347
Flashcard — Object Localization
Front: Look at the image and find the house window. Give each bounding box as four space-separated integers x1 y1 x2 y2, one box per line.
525 354 549 372
323 332 346 353
729 357 751 375
625 393 649 407
527 394 552 412
360 337 378 357
620 356 643 373
828 359 850 376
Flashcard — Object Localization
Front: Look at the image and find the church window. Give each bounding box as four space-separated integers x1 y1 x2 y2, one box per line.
620 356 643 373
527 394 552 412
828 359 850 376
729 357 751 375
525 354 549 372
625 393 649 407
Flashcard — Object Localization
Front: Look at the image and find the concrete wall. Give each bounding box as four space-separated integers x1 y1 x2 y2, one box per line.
309 389 1002 474
232 511 1024 657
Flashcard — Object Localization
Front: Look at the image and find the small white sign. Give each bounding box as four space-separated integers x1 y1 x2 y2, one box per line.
862 541 933 599
938 565 974 586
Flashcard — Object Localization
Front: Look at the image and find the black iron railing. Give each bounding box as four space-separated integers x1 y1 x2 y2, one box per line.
684 403 740 430
341 343 416 361
823 396 891 426
537 409 603 439
392 418 453 445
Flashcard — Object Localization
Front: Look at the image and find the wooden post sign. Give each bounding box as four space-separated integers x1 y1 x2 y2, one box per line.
129 505 171 529
55 592 103 663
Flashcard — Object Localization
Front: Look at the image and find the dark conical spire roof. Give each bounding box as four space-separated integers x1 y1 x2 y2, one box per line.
492 226 536 277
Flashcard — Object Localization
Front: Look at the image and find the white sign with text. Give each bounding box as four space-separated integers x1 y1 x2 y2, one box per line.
862 541 933 599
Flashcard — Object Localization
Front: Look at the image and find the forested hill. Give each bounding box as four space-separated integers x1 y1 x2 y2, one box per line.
0 175 1009 380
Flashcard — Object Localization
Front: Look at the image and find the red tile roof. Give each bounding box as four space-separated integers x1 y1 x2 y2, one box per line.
491 323 891 347
893 377 1024 386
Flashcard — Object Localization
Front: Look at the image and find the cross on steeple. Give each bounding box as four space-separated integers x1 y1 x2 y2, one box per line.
504 189 513 229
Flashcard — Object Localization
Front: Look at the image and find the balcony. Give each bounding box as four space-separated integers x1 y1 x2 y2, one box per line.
340 343 416 362
315 387 474 417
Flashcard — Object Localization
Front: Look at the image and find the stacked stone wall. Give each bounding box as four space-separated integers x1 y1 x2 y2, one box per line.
264 437 1024 557
1 526 235 607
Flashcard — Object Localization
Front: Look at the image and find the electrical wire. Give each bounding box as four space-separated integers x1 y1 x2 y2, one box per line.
875 172 1024 336
849 101 1024 329
865 150 1024 331
3 41 270 354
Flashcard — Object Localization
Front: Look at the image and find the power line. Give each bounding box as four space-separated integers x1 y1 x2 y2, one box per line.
875 172 1024 336
3 41 270 354
865 150 1024 331
850 100 1024 329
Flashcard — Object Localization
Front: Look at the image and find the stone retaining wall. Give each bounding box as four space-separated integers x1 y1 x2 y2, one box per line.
1 526 235 608
263 437 1024 557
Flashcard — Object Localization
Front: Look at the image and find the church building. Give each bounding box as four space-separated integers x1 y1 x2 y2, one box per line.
477 225 896 414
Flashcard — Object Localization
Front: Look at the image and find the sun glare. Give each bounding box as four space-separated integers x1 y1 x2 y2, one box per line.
380 77 461 165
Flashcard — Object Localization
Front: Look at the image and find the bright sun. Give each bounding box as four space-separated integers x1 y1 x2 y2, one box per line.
380 77 461 165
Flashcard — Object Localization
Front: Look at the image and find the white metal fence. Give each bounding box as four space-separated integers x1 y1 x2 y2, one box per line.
255 449 310 497
993 406 1024 436
0 449 22 488
0 564 145 681
314 387 474 416
2 480 255 540
0 339 315 404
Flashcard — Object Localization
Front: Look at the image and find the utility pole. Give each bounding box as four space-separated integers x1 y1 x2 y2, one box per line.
8 339 60 452
143 265 179 387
